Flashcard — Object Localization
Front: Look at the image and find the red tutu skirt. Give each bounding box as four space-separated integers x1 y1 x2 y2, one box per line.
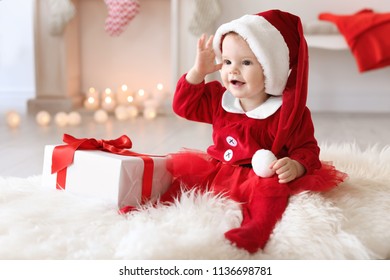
159 150 347 253
164 149 347 201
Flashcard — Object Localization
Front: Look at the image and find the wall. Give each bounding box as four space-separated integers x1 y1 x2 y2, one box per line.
1 0 171 114
212 0 390 22
174 0 390 112
2 0 390 113
78 0 171 95
0 0 35 112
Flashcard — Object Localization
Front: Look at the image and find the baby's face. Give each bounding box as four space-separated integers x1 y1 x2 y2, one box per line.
220 33 268 111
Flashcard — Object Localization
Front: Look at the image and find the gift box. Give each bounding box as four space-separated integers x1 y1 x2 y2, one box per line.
42 141 172 208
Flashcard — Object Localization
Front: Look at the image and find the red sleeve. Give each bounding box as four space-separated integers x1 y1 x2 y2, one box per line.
286 108 321 174
172 74 225 124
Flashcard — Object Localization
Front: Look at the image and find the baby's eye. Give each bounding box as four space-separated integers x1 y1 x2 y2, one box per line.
242 60 252 66
223 59 231 65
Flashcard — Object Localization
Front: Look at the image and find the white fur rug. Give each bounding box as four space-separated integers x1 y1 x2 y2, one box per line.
1 144 390 260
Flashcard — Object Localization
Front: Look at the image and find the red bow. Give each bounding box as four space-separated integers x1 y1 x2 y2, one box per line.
52 134 159 203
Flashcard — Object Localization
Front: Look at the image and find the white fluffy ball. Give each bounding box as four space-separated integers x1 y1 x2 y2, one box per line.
251 149 277 178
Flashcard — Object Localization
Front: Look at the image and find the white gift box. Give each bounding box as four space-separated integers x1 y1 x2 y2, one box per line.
42 145 172 208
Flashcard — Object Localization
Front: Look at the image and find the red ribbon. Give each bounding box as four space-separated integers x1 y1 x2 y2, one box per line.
51 134 160 203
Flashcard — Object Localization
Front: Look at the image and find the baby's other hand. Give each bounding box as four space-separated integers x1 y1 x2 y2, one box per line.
270 157 305 183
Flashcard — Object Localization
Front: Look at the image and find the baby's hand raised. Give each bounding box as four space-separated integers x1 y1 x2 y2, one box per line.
186 34 222 84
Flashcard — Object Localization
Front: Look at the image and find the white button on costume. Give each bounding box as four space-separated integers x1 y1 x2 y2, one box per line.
223 149 234 161
226 136 238 147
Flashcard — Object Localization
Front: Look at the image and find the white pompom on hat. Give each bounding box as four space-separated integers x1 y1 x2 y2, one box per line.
213 10 309 156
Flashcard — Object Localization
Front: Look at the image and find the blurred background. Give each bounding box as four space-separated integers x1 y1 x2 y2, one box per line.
1 0 390 114
1 0 390 177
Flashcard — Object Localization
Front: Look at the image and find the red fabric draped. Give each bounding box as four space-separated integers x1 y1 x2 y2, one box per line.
319 9 390 72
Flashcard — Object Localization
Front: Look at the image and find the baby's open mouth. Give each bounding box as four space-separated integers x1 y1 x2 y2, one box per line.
230 79 245 86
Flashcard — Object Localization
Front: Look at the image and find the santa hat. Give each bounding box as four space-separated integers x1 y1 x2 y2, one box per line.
213 9 309 155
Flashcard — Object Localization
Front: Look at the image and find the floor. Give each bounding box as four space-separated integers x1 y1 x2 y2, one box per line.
1 106 390 178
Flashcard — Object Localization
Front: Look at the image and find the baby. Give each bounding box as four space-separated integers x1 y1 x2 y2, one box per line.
161 9 346 253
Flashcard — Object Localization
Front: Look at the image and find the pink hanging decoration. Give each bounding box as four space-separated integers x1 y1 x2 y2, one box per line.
104 0 140 36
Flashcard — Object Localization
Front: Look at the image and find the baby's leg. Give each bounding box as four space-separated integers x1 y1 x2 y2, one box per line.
224 194 289 253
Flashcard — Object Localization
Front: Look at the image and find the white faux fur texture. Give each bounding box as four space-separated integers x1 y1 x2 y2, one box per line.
0 144 389 260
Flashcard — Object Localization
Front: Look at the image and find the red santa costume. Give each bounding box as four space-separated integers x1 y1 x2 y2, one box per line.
160 10 347 253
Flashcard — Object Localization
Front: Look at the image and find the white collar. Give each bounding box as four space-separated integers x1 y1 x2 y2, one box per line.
221 90 282 119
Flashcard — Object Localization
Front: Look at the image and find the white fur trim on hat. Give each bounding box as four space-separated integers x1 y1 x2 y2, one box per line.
213 14 290 96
